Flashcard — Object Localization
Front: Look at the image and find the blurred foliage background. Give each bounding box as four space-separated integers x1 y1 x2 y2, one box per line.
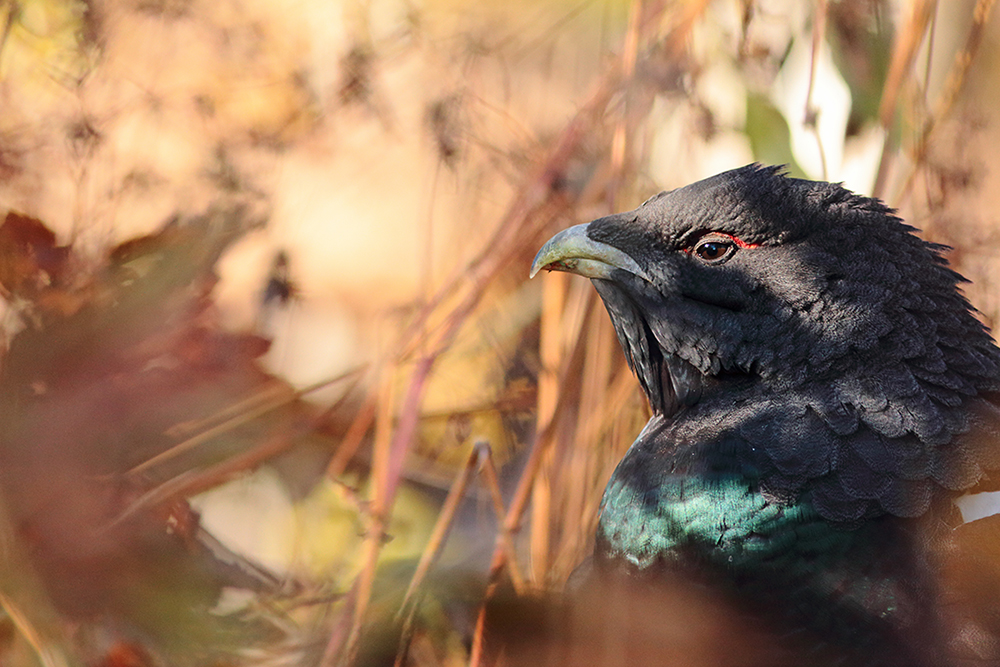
0 0 999 665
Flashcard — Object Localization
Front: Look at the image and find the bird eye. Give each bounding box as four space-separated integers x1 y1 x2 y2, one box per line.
692 237 735 264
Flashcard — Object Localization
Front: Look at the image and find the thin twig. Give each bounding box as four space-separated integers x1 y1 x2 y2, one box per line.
341 361 402 667
805 0 829 180
476 443 527 593
894 0 997 205
109 430 297 529
398 444 482 615
607 0 642 208
0 594 70 667
872 0 938 198
325 394 378 478
131 366 364 477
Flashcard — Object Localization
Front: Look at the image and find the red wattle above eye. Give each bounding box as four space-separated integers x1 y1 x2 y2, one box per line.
722 234 759 249
683 232 760 254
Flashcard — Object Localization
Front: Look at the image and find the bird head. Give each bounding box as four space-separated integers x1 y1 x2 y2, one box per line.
532 165 1000 422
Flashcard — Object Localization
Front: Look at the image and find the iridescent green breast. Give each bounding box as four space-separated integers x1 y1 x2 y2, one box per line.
597 472 845 570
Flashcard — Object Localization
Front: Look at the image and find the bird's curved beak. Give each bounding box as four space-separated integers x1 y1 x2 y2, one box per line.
530 223 650 281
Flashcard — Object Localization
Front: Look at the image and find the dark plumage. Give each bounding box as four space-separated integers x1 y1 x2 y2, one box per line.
529 165 1000 666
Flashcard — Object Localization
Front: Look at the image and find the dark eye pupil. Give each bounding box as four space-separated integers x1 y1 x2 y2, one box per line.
696 241 728 261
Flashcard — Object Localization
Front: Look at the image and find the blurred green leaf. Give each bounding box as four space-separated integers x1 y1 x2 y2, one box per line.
745 93 803 176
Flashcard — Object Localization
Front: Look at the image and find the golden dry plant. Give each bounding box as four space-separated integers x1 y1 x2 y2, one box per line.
0 0 998 666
